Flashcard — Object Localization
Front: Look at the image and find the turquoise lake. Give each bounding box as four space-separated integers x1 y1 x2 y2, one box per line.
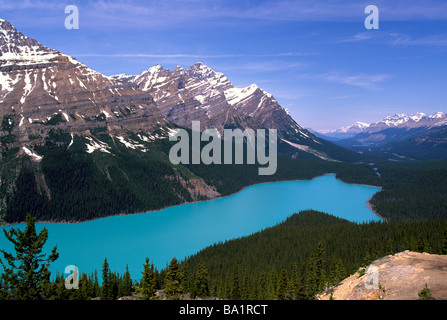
0 174 381 279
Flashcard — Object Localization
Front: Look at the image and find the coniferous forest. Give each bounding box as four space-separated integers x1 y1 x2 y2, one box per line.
1 210 446 301
1 131 447 301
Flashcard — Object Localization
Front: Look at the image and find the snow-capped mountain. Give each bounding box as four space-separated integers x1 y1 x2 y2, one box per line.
112 62 311 141
0 19 180 222
0 18 364 223
110 62 364 162
0 18 171 141
365 112 447 133
315 112 447 141
315 122 370 140
318 111 447 160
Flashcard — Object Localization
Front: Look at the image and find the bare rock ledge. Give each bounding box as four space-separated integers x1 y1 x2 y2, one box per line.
317 251 447 300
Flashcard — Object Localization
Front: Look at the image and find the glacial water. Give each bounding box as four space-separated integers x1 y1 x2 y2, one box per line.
0 174 381 279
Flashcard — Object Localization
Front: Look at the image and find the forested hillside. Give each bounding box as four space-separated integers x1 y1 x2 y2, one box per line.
182 210 447 300
4 210 444 300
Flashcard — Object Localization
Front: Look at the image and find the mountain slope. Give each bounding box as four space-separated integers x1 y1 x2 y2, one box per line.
114 63 366 162
0 18 368 223
367 125 447 160
317 112 447 160
313 122 370 140
316 112 447 144
0 19 209 223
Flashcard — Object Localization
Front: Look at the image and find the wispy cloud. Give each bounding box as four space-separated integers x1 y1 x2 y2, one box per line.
72 52 313 59
337 32 382 43
339 31 447 47
312 71 392 90
391 33 447 46
4 0 447 29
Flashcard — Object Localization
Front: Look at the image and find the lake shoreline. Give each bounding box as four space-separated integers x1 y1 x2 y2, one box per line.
0 173 384 227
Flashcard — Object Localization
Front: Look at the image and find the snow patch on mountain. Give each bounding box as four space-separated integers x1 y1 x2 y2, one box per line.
22 146 43 162
224 84 259 106
281 139 336 162
116 136 148 152
85 137 111 154
316 112 447 139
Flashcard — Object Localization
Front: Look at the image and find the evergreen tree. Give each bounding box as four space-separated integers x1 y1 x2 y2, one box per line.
216 276 225 299
165 257 182 300
363 252 372 268
267 267 278 300
75 273 90 300
241 270 250 300
418 283 433 300
100 258 113 300
256 271 266 300
442 230 447 255
230 262 241 300
0 213 59 300
328 258 346 286
423 238 432 253
304 242 327 299
93 270 100 298
305 253 317 299
225 276 231 299
194 258 209 298
373 244 381 260
109 271 119 300
141 258 157 300
386 238 394 255
122 265 133 297
178 261 190 295
289 263 299 300
277 269 289 300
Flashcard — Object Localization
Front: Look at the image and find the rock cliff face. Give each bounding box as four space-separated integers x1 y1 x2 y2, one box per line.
113 62 309 141
0 18 364 222
113 62 365 162
317 251 447 300
0 18 171 148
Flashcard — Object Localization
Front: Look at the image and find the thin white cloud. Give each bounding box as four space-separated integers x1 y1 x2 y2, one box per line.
4 0 447 29
313 71 392 90
72 52 313 59
339 31 447 47
391 34 447 46
338 32 380 43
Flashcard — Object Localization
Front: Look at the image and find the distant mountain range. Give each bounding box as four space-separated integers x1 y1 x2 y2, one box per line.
0 18 363 223
311 112 447 160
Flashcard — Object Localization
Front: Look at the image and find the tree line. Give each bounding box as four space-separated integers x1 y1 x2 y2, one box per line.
1 211 446 300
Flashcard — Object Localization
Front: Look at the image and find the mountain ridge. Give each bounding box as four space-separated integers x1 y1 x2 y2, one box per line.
314 111 447 140
311 111 447 160
111 61 366 162
0 18 369 223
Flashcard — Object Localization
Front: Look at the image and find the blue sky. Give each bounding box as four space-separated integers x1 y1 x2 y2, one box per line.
1 0 447 130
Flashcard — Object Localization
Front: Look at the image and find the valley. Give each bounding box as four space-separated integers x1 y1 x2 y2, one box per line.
0 18 369 224
0 12 446 304
313 112 447 160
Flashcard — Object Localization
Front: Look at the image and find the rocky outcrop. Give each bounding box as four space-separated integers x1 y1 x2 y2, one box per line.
114 62 313 142
317 251 447 300
0 19 172 146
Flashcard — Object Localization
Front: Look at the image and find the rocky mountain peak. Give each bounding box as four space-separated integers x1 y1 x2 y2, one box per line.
0 18 171 155
0 19 60 69
184 62 222 82
172 65 184 75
